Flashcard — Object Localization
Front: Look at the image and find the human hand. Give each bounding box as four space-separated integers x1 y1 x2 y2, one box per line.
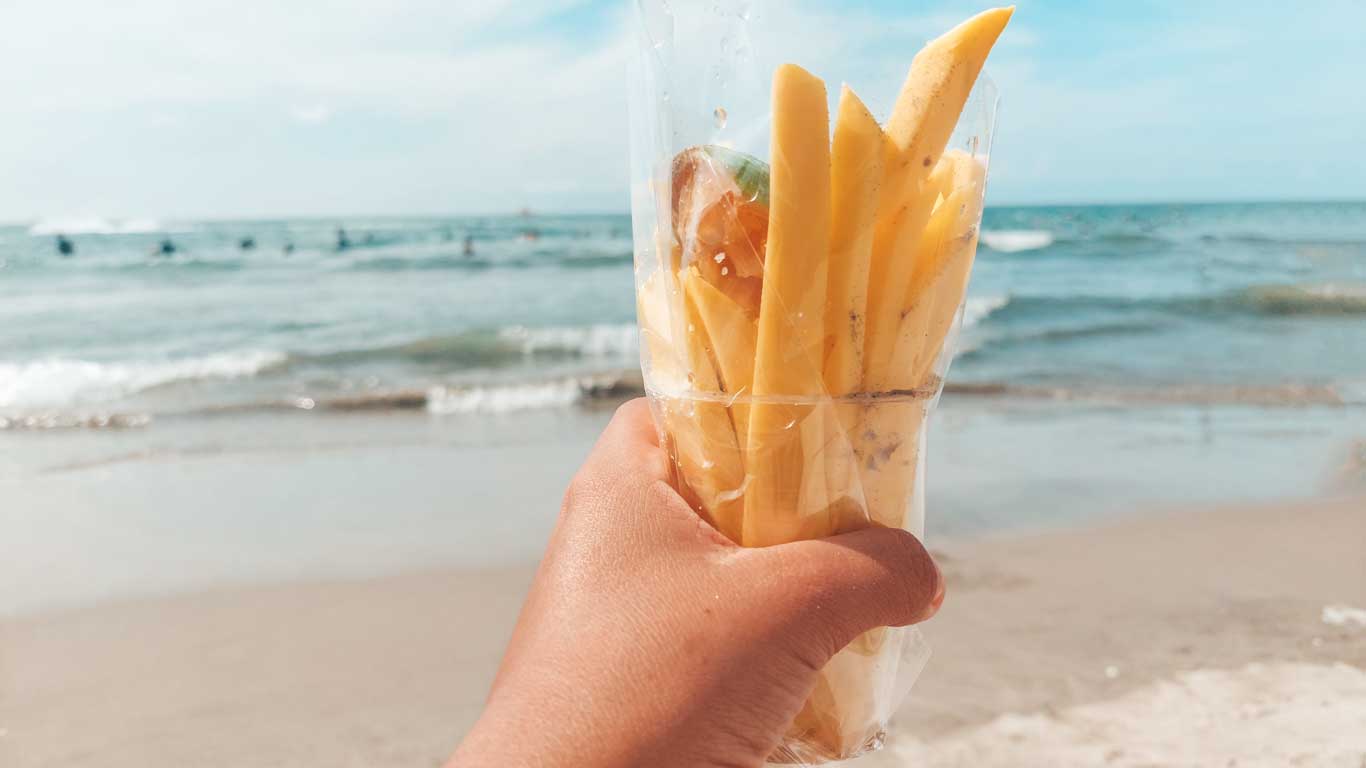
449 399 944 768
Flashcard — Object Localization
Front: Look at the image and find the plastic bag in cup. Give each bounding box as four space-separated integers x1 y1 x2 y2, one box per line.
627 1 1005 763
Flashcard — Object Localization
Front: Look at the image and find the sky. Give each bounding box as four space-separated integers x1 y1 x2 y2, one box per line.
1 0 1363 220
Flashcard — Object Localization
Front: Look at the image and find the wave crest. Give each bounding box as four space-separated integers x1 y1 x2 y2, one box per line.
0 351 285 409
28 217 173 235
963 295 1010 328
981 229 1054 253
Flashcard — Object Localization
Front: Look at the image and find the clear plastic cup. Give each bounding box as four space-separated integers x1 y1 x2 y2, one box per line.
628 1 1000 763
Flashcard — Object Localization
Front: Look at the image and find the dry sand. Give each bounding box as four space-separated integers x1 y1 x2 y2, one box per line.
3 496 1363 767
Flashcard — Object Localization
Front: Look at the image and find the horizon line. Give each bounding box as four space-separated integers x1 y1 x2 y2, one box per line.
5 197 1366 226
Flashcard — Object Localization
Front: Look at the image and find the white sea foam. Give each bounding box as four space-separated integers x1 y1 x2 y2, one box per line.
498 323 640 358
895 662 1366 767
981 229 1055 253
963 295 1010 328
0 351 285 409
28 217 173 235
1321 603 1366 628
426 379 583 415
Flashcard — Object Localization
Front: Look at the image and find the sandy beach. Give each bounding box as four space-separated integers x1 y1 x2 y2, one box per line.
5 491 1362 767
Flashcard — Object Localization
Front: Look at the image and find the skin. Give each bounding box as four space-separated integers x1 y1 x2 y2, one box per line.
449 399 944 768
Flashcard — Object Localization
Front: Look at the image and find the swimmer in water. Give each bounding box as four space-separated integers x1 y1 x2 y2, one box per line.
56 235 75 256
158 238 177 256
336 227 351 251
463 235 475 257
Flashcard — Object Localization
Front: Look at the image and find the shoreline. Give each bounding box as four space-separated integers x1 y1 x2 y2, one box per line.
4 391 1362 617
5 495 1364 767
4 369 1362 433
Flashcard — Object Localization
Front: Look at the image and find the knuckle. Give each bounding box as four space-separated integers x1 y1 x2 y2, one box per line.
612 397 650 427
643 477 675 507
560 468 599 519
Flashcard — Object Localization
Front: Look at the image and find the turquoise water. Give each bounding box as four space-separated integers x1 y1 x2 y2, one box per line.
3 203 1364 611
1 202 1364 423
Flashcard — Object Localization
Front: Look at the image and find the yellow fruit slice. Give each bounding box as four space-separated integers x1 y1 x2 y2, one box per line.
684 265 758 450
744 63 832 547
824 85 883 397
885 7 1013 178
822 86 885 525
639 272 746 542
911 151 988 385
864 6 1012 392
863 179 942 392
865 153 986 535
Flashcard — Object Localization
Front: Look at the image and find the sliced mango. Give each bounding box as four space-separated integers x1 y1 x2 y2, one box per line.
639 272 746 541
684 265 758 450
865 6 1011 391
824 86 883 397
744 63 832 547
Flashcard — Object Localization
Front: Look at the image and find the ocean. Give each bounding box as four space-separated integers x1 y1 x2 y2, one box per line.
3 203 1363 425
3 202 1364 613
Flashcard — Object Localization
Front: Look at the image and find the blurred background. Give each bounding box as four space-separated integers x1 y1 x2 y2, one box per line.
2 2 1364 767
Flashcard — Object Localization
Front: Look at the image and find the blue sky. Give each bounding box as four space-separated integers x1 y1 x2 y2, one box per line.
1 0 1363 220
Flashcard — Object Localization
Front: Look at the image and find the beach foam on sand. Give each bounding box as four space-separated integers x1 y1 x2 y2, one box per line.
894 662 1366 767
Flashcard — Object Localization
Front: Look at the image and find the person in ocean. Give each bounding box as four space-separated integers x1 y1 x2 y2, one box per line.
463 235 475 257
56 235 74 256
157 238 177 256
446 400 943 767
336 227 351 251
239 237 256 251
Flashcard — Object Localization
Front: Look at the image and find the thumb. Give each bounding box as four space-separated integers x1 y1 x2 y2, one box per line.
749 526 945 660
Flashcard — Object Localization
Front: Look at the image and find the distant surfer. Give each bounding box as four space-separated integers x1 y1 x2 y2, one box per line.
336 227 351 251
239 237 256 250
158 238 177 256
56 234 74 256
463 235 476 257
283 242 296 255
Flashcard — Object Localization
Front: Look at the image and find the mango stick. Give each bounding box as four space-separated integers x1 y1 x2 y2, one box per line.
744 63 831 548
868 156 986 535
911 153 988 385
884 7 1013 186
639 273 746 542
864 6 1012 391
684 266 757 451
823 85 885 523
863 181 941 392
824 85 883 396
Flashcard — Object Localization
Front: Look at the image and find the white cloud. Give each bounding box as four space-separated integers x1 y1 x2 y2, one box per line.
0 0 629 218
0 0 1361 219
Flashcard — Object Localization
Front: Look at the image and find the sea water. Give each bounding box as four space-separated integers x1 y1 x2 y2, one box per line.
2 203 1362 422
